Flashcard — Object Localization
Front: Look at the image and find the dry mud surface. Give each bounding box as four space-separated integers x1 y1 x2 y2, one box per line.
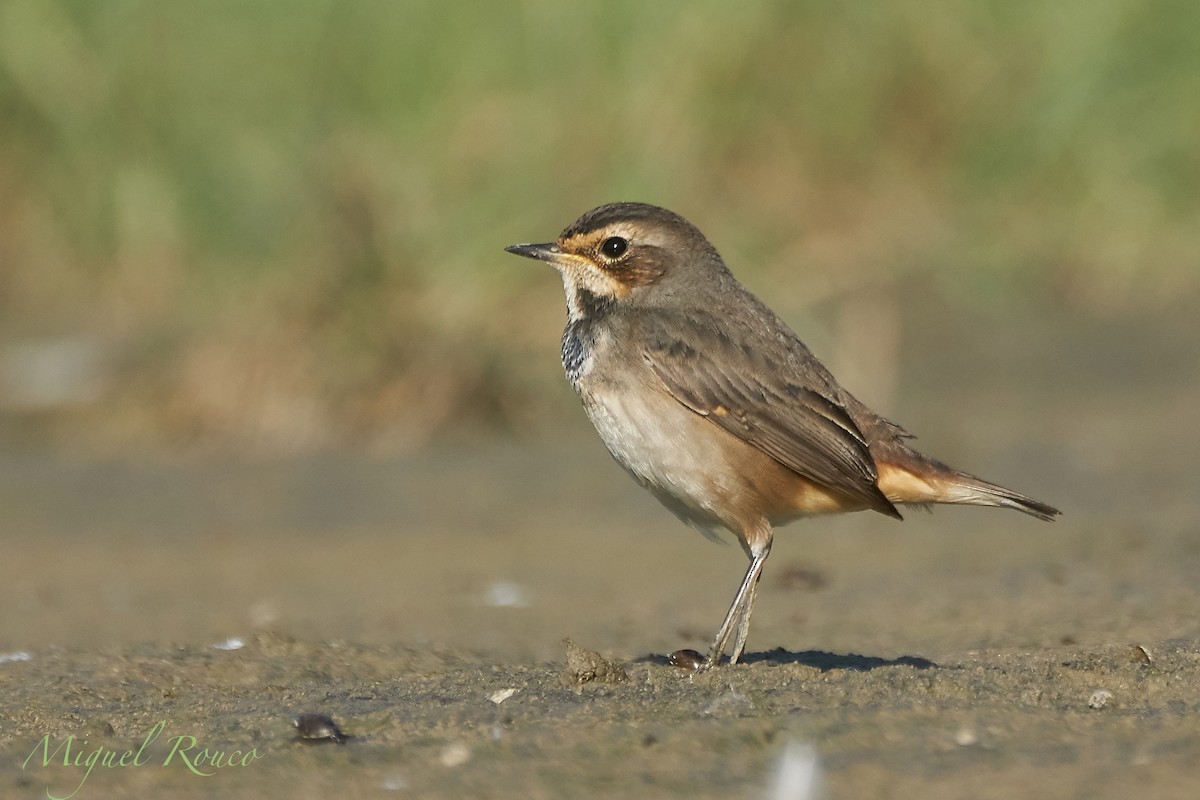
2 307 1198 798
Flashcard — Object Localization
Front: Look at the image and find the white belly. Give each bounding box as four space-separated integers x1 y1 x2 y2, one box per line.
578 383 732 536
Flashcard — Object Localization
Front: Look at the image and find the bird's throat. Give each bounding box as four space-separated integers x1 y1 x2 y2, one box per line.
561 288 615 386
565 285 618 324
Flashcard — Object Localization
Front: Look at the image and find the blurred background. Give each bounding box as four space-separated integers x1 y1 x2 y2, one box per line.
4 8 1200 798
1 0 1196 452
1 0 1198 663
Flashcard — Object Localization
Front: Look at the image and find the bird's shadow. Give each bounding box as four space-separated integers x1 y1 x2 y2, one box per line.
637 647 937 671
742 647 937 671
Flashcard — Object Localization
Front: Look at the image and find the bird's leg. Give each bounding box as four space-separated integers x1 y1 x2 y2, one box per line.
702 540 771 669
729 569 761 664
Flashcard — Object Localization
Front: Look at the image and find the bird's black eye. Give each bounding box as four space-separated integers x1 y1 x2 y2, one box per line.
600 236 628 259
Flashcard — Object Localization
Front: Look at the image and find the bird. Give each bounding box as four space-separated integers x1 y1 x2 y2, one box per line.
505 202 1059 669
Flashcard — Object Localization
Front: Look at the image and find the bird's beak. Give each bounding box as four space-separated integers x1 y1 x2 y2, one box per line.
504 242 562 263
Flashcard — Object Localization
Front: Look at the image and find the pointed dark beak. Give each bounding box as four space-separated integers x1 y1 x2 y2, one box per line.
504 242 562 262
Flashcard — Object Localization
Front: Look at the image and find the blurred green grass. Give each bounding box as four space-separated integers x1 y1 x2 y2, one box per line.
1 0 1197 449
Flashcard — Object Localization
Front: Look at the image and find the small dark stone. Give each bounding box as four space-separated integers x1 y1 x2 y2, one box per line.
668 649 705 671
293 713 348 744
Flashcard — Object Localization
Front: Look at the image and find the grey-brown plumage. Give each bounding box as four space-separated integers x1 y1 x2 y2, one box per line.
506 202 1059 669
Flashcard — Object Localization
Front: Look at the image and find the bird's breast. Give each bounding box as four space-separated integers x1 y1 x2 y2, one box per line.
575 373 735 532
560 324 593 387
573 361 871 540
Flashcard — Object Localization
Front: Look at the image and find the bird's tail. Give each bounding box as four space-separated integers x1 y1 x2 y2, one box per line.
876 457 1060 522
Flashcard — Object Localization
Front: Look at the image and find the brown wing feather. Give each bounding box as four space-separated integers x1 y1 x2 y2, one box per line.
641 312 901 519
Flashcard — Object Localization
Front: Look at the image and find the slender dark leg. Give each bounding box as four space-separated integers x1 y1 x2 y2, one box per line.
702 541 771 669
729 569 761 664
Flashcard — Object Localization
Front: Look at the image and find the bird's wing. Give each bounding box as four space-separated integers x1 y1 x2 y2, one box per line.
641 311 900 518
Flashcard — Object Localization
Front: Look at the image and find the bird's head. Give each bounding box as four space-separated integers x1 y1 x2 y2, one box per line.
505 202 726 319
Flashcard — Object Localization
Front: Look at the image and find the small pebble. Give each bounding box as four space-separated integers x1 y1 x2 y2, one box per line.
210 637 245 651
1130 644 1153 665
669 649 706 671
293 713 348 744
954 727 978 747
488 688 517 704
1088 689 1113 710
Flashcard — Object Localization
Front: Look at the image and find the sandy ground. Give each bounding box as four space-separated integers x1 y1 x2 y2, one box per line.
2 302 1198 798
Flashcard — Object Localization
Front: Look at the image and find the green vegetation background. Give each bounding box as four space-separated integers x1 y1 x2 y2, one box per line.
1 0 1196 450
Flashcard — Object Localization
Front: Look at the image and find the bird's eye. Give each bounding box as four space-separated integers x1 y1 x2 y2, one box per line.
600 236 628 259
